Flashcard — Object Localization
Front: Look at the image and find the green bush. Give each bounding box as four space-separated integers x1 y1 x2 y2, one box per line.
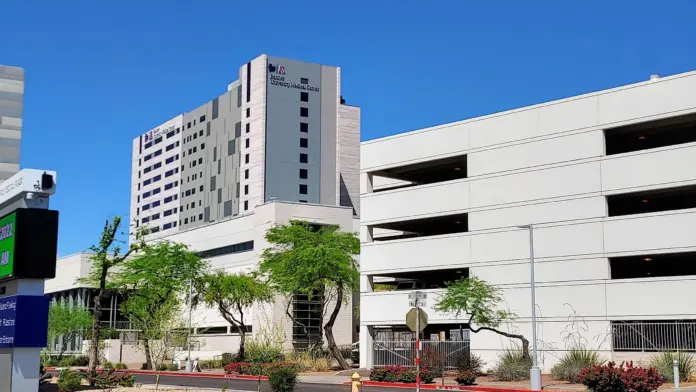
45 358 60 367
455 369 477 385
199 359 224 369
457 352 486 375
115 362 128 370
267 365 298 392
491 349 532 381
157 363 169 371
221 352 235 364
167 363 179 371
551 348 606 382
102 361 114 369
58 357 74 368
70 355 89 366
57 369 82 392
649 351 695 383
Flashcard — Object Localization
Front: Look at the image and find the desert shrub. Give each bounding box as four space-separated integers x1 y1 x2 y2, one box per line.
140 363 149 370
224 361 300 376
455 369 477 385
368 366 435 384
102 361 114 369
199 359 224 369
245 324 285 363
288 351 331 372
157 363 169 371
491 349 532 381
45 358 60 367
91 369 136 389
267 365 298 392
457 352 486 375
420 348 444 377
58 369 82 392
551 348 606 382
649 351 695 383
166 363 179 371
59 356 74 368
578 361 663 392
114 362 128 370
71 355 89 366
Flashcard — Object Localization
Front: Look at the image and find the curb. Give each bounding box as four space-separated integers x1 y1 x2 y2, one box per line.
355 381 540 392
44 367 268 381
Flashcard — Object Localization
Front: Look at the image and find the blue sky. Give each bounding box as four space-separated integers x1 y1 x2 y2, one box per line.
2 0 696 256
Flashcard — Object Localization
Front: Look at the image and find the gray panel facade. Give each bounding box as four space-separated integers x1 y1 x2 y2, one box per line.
0 65 23 181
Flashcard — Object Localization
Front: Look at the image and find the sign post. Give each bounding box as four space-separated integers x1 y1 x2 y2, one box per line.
0 169 58 392
406 292 428 392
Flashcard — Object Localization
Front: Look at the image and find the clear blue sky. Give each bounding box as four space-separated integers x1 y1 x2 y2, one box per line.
2 0 696 256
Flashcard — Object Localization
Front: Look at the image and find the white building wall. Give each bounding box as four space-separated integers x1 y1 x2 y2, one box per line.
360 70 696 371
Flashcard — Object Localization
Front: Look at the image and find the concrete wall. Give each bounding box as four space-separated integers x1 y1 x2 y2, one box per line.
359 70 696 370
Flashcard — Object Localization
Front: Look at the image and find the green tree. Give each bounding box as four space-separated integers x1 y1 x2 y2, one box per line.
194 271 273 360
111 241 206 369
434 276 531 359
47 302 92 359
81 217 144 375
259 220 359 370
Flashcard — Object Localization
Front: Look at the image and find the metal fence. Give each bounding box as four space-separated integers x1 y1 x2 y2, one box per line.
612 321 696 352
372 340 470 370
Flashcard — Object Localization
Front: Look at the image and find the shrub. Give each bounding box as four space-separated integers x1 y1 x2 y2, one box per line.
649 351 695 383
59 356 74 368
368 366 435 384
551 348 606 382
421 348 444 377
157 363 169 371
457 352 486 375
288 351 331 372
267 365 298 392
91 369 136 389
71 355 89 366
224 362 300 376
57 369 82 392
491 349 532 381
102 361 114 369
46 358 60 367
221 352 235 364
199 359 224 369
167 363 179 371
455 369 477 385
140 363 149 370
245 324 285 364
114 362 128 370
579 361 664 392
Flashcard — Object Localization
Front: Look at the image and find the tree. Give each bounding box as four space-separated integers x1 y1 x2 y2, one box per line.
433 276 531 360
259 220 359 370
47 302 92 359
111 241 206 369
82 217 143 375
194 271 273 360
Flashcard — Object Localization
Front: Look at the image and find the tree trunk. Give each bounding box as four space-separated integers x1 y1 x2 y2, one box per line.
143 337 153 370
238 329 246 361
323 284 350 370
469 324 530 360
89 278 106 375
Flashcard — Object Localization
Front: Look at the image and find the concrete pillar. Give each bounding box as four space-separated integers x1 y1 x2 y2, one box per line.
359 326 374 369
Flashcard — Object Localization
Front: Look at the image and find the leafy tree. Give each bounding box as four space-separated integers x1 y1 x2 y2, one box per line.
111 241 206 369
194 271 273 361
81 217 144 375
259 220 359 370
47 302 92 359
434 276 531 359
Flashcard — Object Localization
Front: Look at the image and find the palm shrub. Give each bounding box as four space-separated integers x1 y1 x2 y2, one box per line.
649 351 695 383
491 348 532 381
551 348 606 382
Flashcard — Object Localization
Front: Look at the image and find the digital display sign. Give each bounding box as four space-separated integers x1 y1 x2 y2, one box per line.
0 208 59 283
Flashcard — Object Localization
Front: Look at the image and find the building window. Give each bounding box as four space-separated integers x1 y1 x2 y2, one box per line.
612 320 696 352
244 169 249 179
200 185 204 192
300 122 308 133
301 78 309 84
218 188 222 203
300 153 308 163
197 241 254 259
299 184 308 194
300 107 309 117
301 92 308 102
235 122 241 138
300 168 308 179
246 108 250 118
244 200 249 210
185 218 189 224
199 130 203 137
244 185 249 195
212 97 219 119
187 122 191 129
201 143 205 150
200 115 206 122
245 139 250 148
198 157 203 165
299 200 307 203
300 138 308 148
228 140 235 155
245 154 249 164
246 123 250 133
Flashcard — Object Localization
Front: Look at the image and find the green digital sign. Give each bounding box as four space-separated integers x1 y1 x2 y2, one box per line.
0 211 16 280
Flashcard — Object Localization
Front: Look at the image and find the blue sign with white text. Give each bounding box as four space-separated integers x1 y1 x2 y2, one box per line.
0 295 50 348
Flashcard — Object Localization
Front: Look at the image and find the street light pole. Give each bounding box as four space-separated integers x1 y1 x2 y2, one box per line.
518 224 541 391
185 279 193 372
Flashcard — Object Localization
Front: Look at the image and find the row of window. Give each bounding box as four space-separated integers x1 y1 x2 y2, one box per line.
143 174 161 186
165 140 180 151
143 161 161 174
143 136 163 150
142 187 161 199
184 129 204 144
164 180 178 190
143 149 162 162
196 241 254 259
165 154 180 164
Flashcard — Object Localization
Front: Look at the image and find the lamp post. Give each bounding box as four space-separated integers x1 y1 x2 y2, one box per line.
517 224 541 391
185 279 193 372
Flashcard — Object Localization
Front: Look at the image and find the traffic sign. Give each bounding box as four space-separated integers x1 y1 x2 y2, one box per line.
406 308 428 332
408 291 427 300
409 299 426 308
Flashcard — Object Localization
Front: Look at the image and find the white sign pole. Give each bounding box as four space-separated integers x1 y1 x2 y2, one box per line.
415 303 421 392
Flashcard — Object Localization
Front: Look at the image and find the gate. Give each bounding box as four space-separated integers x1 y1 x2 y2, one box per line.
372 339 471 371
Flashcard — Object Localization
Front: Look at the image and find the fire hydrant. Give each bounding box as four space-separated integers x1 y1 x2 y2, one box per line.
351 372 362 392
